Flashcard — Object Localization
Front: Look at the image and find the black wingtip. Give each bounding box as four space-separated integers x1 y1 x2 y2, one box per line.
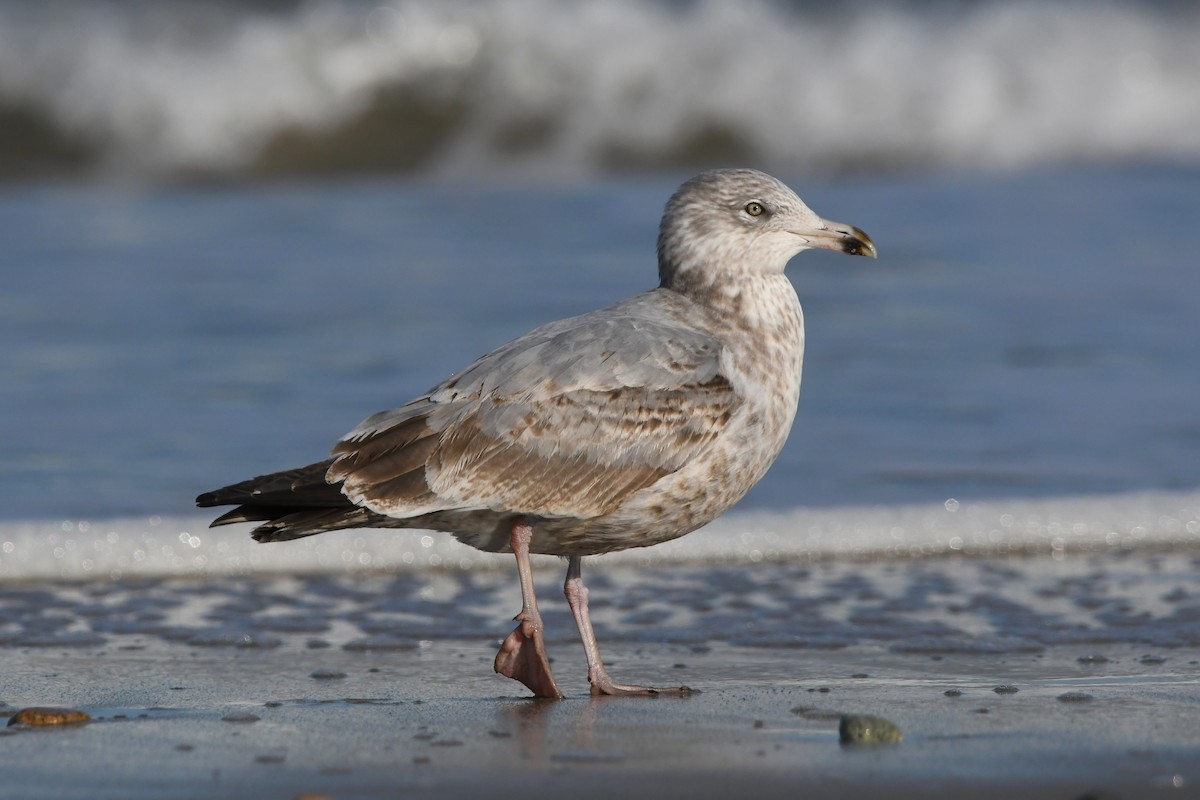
208 508 250 527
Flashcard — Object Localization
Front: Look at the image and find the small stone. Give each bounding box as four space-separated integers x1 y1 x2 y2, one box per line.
944 689 963 698
1056 691 1095 703
7 707 91 727
838 715 903 746
221 712 261 724
993 684 1019 695
309 669 347 681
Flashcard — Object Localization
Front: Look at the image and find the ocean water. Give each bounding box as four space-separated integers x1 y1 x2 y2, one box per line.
1 165 1197 579
0 0 1198 581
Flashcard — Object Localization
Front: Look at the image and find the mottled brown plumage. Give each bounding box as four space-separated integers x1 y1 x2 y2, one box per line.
197 169 876 697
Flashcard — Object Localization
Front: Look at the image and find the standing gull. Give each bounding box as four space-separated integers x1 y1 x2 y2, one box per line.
197 169 876 698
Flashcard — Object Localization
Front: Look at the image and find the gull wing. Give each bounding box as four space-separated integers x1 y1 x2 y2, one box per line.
329 292 740 520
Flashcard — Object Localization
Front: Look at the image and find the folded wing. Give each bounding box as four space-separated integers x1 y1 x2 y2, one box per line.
331 299 740 522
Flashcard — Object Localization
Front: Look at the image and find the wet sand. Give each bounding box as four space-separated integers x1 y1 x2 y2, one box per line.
3 551 1199 799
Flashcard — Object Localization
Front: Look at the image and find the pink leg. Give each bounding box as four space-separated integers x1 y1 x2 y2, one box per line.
563 556 690 696
494 517 563 699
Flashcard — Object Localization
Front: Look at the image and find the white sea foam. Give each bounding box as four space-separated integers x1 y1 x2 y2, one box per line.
2 491 1197 581
0 0 1197 178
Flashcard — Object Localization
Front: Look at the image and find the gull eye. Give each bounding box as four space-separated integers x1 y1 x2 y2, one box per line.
744 201 764 217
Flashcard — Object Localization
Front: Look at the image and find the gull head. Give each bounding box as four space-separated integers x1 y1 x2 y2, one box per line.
657 168 876 292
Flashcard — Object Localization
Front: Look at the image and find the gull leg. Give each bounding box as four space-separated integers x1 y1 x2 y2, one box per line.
564 556 689 697
494 517 563 699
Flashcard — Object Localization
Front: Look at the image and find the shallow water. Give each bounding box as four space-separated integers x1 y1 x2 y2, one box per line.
3 549 1197 652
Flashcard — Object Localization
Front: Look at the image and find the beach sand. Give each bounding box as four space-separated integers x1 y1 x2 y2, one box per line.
3 551 1198 799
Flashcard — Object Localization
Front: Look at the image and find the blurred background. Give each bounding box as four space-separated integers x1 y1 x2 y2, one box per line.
1 0 1197 526
2 0 1198 181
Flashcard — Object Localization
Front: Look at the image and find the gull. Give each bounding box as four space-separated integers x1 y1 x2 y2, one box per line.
197 169 876 698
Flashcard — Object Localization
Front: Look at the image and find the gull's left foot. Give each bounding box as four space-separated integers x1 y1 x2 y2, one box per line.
494 615 563 700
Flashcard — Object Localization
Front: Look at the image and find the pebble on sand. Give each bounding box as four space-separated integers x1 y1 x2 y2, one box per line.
7 707 92 727
838 714 903 746
1056 691 1095 703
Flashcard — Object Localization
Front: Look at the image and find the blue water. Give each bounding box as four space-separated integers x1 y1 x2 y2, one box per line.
1 165 1197 522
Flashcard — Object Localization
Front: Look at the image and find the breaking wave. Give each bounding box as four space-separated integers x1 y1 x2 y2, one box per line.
1 0 1198 181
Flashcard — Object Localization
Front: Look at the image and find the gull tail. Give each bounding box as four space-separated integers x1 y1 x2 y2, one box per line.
196 459 396 542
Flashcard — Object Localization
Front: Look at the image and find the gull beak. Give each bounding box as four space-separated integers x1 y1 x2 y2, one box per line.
796 218 877 259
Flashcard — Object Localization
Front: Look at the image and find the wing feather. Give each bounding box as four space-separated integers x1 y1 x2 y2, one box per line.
329 290 740 521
